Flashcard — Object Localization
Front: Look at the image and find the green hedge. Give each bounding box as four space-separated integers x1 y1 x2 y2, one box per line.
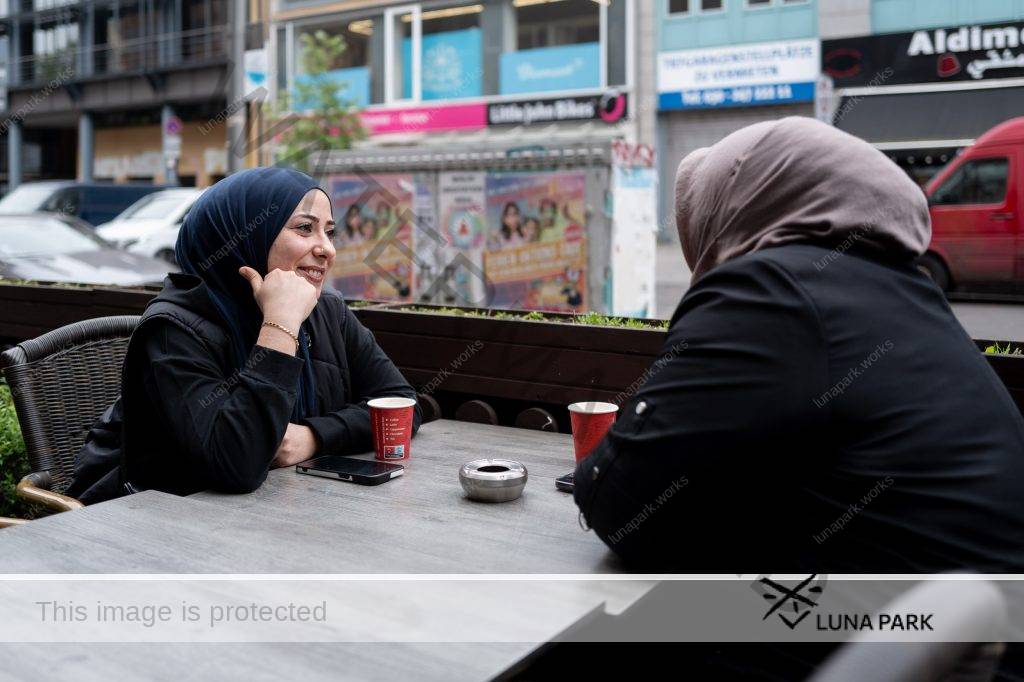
0 380 32 519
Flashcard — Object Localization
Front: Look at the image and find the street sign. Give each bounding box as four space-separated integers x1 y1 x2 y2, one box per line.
164 115 183 136
164 135 182 157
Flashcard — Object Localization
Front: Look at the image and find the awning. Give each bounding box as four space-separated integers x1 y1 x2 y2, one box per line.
316 125 621 173
834 86 1024 149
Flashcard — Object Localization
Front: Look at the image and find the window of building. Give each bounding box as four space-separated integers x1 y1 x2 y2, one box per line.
501 0 603 95
182 0 227 62
32 9 79 80
394 3 483 102
668 0 725 14
931 158 1009 206
293 16 374 108
746 0 771 8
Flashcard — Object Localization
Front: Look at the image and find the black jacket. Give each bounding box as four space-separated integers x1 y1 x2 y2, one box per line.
118 273 420 497
575 243 1024 573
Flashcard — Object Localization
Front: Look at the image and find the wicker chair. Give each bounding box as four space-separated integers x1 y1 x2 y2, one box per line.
0 316 139 527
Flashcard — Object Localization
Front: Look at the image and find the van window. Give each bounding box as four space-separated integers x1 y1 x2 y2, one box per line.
932 158 1009 206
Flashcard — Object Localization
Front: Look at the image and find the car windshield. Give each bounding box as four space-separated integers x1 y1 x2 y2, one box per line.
0 185 59 214
118 192 193 220
0 217 107 257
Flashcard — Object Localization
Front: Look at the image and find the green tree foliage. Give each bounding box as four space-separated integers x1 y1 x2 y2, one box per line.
271 30 366 173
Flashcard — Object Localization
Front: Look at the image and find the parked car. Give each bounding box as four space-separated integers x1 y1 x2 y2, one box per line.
0 181 168 227
0 213 172 286
96 188 204 265
921 117 1024 291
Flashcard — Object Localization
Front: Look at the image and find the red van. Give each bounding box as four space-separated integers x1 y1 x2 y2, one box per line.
920 118 1022 291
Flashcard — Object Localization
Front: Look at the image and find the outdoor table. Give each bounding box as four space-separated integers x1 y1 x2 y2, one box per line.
0 420 655 681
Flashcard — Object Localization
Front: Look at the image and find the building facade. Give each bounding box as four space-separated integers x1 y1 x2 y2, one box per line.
822 0 1024 186
655 0 818 240
0 0 267 190
655 0 1024 236
270 0 637 146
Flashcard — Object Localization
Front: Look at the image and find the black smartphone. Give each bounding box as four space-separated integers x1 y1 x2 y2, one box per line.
296 456 404 486
555 472 574 493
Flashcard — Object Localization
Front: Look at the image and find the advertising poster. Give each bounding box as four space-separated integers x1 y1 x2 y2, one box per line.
328 173 416 302
438 172 487 306
483 172 587 312
611 165 657 318
412 178 440 301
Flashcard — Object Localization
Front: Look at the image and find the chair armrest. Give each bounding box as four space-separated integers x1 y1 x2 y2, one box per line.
0 517 28 528
16 471 84 513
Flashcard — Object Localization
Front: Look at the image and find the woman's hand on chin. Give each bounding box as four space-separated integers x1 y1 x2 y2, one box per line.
272 423 319 468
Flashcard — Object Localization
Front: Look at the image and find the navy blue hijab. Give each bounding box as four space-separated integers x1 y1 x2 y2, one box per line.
175 167 326 420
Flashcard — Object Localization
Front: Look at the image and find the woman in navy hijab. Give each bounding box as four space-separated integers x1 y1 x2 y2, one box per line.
114 167 420 496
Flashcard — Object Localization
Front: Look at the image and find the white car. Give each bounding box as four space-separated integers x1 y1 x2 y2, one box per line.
96 188 204 265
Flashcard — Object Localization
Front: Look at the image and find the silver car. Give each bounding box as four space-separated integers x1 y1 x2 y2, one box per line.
0 213 173 286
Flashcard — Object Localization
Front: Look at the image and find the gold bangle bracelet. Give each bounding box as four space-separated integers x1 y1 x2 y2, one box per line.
261 321 300 349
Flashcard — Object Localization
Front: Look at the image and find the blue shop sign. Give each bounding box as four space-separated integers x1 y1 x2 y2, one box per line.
500 42 601 95
403 28 483 100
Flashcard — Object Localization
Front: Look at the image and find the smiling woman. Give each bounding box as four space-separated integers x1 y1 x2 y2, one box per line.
68 167 421 502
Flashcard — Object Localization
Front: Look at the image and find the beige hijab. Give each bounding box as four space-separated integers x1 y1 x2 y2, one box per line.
674 116 931 282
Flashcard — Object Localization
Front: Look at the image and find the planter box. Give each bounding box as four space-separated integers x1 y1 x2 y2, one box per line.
975 339 1024 415
0 282 157 343
356 304 1024 423
353 303 669 407
0 283 1021 423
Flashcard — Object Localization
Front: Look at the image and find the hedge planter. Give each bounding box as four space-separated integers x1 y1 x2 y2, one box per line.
0 281 157 344
980 341 1024 415
0 282 1021 422
355 303 672 408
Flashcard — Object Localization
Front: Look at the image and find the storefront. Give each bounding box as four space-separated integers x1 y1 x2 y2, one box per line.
822 20 1024 186
656 38 819 236
270 0 658 316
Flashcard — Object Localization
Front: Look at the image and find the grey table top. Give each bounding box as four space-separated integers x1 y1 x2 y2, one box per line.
0 420 651 681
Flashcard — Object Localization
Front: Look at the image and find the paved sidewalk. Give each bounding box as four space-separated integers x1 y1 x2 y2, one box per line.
655 242 690 320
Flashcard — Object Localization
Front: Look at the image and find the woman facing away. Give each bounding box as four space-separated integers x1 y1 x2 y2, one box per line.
574 117 1024 573
74 168 420 499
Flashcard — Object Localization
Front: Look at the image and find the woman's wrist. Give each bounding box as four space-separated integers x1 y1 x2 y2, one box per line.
257 324 299 356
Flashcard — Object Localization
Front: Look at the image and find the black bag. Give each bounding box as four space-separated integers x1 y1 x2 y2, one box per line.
65 397 132 505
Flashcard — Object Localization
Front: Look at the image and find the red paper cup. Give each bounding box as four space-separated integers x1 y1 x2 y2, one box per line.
368 397 417 461
568 402 619 463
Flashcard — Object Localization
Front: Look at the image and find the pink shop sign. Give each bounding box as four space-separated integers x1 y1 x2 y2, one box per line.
360 103 488 135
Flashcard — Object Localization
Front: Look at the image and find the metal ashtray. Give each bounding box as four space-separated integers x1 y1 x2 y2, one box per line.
459 459 528 503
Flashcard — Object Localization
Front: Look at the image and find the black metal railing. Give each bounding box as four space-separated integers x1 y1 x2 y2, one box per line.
14 24 228 86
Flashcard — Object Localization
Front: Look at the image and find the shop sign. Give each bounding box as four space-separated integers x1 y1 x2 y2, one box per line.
360 101 487 135
500 42 601 95
658 39 819 111
822 21 1024 87
487 91 628 126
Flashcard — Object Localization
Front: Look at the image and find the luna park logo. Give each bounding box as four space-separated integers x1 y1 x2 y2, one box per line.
753 574 828 629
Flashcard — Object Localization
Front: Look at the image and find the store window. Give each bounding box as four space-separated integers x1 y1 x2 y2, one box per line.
501 0 603 95
413 4 482 101
293 16 374 109
931 158 1009 206
386 3 482 103
668 0 724 13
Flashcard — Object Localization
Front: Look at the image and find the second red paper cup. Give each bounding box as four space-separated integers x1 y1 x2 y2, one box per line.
568 402 619 463
368 397 417 462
